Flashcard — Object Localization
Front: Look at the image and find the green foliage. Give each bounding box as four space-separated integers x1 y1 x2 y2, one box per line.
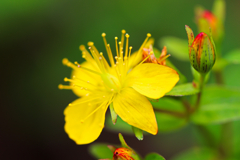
166 83 199 96
224 49 240 64
159 37 189 61
152 98 187 132
89 143 113 159
155 113 187 132
191 86 240 124
145 153 165 160
171 148 217 160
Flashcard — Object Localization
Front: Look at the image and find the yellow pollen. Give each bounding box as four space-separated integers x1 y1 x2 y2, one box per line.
88 42 94 46
102 33 106 37
79 45 85 51
64 77 68 82
58 84 63 89
147 33 151 37
62 58 69 65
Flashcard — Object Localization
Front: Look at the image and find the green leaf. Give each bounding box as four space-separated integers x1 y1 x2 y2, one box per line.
166 83 199 96
223 49 240 64
155 112 187 132
106 114 133 134
145 153 165 160
152 97 187 132
132 126 143 140
191 86 240 124
159 37 189 61
89 143 113 159
171 148 217 160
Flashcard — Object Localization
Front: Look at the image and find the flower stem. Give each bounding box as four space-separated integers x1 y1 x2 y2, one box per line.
154 108 186 118
192 73 205 113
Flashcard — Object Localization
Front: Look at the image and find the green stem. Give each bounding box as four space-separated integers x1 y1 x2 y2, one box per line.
153 108 186 118
192 73 205 113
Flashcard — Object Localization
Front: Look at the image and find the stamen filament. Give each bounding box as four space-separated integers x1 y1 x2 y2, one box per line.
124 34 129 59
115 37 119 57
58 84 72 90
74 61 101 75
62 58 79 70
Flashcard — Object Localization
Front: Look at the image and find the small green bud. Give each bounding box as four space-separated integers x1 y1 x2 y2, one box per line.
185 25 216 74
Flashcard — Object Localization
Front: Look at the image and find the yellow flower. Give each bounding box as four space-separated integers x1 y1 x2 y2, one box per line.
59 30 179 144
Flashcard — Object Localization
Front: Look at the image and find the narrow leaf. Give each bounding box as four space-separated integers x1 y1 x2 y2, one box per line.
166 83 199 96
132 126 143 140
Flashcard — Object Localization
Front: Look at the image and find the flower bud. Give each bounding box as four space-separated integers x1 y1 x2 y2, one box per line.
195 5 224 43
185 25 216 74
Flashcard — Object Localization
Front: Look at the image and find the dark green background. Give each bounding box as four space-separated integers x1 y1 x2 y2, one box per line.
1 0 240 159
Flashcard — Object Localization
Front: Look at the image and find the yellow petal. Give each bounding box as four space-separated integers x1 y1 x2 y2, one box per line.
64 95 110 144
127 63 179 99
71 61 101 97
113 87 158 135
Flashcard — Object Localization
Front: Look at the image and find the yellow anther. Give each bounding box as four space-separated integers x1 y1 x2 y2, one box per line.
147 33 151 37
62 58 69 65
122 30 126 34
125 34 130 38
64 77 68 81
115 37 118 40
79 45 85 51
87 42 94 46
102 33 106 37
58 84 63 89
100 52 103 56
69 103 72 106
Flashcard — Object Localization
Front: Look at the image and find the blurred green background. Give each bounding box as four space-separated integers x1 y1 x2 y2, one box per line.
1 0 240 159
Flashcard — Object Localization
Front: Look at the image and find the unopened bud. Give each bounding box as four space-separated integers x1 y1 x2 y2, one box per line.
185 25 216 74
195 6 224 43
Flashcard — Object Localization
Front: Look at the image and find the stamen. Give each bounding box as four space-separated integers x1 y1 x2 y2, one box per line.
124 34 130 59
115 37 119 57
128 46 132 58
136 33 152 60
139 50 153 65
73 61 101 75
120 30 126 51
159 54 171 62
58 84 72 90
62 58 79 70
102 33 114 67
81 99 111 123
